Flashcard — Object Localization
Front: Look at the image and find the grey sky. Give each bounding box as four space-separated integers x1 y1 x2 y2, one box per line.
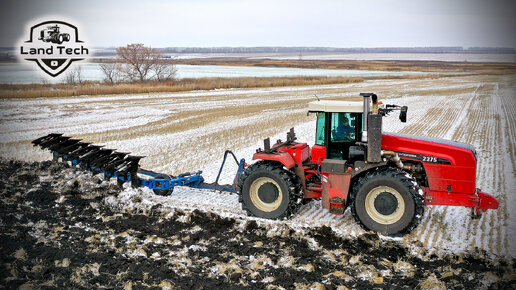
1 0 515 48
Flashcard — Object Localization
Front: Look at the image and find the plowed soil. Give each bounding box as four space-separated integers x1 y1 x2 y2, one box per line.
1 160 514 289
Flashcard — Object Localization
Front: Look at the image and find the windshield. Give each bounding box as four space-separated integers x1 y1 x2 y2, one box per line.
331 112 356 143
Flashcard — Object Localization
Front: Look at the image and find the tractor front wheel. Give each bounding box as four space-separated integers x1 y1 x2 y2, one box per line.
239 162 302 219
350 167 424 236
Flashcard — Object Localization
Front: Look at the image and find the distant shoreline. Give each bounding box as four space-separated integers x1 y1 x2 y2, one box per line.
2 49 516 63
168 58 516 73
2 58 516 71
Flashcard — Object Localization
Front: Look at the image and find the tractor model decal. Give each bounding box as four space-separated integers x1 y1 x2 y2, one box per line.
396 151 452 165
19 20 89 77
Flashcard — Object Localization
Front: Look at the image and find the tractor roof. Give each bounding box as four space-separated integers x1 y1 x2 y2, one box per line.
308 100 363 113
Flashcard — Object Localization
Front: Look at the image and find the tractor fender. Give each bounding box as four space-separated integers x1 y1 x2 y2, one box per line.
253 152 295 168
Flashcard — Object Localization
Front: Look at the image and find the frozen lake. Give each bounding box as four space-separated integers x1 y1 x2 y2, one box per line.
0 62 429 84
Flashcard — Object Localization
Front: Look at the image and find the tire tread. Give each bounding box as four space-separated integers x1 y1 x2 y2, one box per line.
238 161 303 219
349 167 424 235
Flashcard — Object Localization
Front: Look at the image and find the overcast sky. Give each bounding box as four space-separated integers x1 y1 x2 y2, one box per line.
1 0 515 48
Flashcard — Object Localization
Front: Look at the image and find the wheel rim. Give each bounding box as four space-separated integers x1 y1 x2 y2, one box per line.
365 186 405 225
250 177 283 212
153 174 172 196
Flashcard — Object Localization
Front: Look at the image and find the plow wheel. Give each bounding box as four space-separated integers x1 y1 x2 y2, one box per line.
239 162 302 219
153 174 173 196
350 167 424 236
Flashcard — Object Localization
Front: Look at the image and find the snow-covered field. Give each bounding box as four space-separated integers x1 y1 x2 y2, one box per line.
1 74 515 259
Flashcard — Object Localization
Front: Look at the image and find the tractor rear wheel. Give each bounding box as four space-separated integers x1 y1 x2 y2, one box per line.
350 167 424 236
153 174 173 196
239 162 302 219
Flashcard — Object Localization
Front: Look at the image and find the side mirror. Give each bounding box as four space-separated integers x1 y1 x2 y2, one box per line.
399 106 408 123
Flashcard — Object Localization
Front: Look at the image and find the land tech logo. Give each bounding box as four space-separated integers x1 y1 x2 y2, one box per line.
19 20 89 77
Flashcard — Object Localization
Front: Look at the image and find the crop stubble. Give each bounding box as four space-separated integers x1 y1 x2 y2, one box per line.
0 74 514 259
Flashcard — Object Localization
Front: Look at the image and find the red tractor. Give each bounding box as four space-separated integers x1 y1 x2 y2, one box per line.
238 93 499 235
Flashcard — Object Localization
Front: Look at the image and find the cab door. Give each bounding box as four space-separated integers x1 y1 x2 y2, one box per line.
326 112 362 160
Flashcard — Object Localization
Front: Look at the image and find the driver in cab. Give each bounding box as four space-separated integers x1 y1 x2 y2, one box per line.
333 117 354 141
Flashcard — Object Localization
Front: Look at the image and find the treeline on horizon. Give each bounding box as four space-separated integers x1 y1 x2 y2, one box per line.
1 46 516 56
91 46 516 57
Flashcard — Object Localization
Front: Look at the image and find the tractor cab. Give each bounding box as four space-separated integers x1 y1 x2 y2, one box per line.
309 94 407 165
309 100 365 162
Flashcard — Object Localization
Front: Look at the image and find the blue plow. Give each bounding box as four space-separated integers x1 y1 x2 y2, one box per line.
32 134 246 195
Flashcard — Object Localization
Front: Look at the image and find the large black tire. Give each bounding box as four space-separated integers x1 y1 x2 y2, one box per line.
350 167 424 236
238 161 302 219
153 174 173 196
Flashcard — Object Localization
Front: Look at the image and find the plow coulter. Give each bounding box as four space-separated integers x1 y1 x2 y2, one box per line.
33 133 246 195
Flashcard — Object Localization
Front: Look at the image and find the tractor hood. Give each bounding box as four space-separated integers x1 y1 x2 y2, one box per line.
381 132 477 167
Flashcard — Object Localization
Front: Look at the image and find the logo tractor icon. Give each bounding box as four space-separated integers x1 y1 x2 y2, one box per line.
38 25 70 44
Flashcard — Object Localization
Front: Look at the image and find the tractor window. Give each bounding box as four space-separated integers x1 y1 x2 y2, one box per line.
331 113 356 143
315 112 325 145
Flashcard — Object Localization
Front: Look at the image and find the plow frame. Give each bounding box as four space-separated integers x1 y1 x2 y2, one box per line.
35 134 246 194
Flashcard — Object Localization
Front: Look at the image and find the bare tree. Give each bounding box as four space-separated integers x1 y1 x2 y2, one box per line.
153 59 177 81
99 61 122 83
116 43 160 82
40 77 50 87
65 65 82 85
75 65 82 84
115 44 176 82
99 44 176 83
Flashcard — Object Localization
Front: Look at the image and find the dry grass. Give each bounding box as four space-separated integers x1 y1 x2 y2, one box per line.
0 76 363 99
172 58 516 74
6 57 511 99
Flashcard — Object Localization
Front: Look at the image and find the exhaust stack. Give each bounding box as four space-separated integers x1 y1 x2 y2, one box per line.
360 93 379 143
360 93 382 163
361 93 371 142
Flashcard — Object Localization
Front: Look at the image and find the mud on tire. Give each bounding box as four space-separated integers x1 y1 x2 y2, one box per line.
238 161 303 219
350 167 424 236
